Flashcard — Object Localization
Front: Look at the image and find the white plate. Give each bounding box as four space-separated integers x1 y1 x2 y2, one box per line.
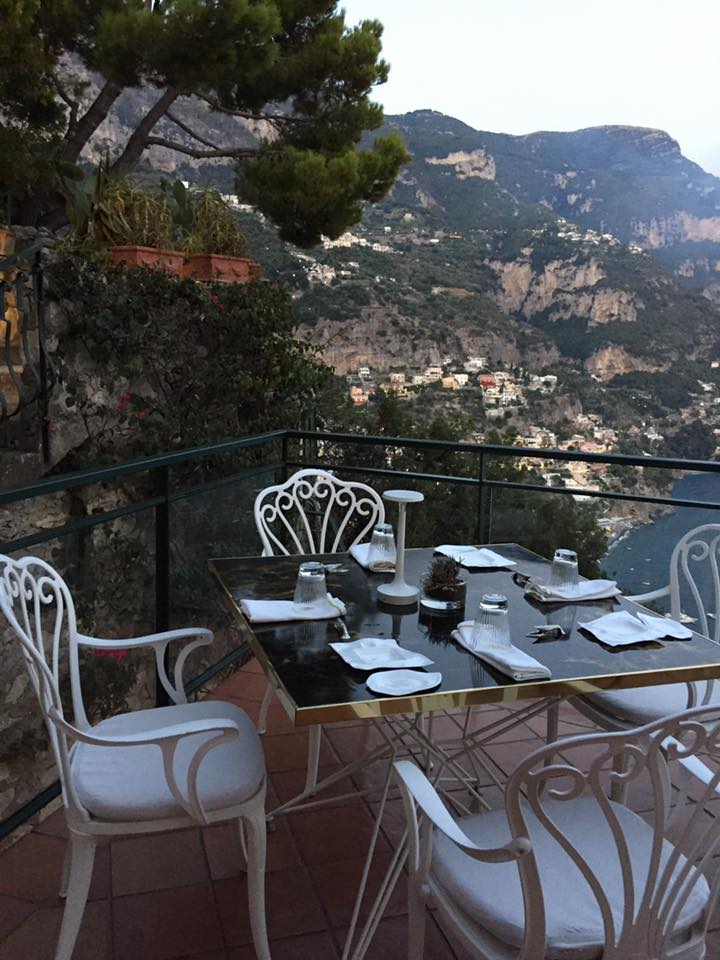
329 637 434 670
367 669 442 696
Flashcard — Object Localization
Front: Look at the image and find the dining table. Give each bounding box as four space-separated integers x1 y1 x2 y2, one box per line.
209 542 720 960
210 543 720 725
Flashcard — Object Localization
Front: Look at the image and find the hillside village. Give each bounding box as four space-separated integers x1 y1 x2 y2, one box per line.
343 350 720 505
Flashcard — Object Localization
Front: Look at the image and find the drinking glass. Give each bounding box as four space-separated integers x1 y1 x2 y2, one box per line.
549 549 579 588
293 561 327 609
470 594 511 650
366 522 396 570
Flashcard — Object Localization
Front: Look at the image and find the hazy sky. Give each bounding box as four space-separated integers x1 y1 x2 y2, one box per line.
342 0 720 175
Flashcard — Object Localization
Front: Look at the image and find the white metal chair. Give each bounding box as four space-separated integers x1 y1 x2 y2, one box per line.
575 524 720 784
0 554 270 960
254 467 385 557
394 705 720 960
253 469 385 791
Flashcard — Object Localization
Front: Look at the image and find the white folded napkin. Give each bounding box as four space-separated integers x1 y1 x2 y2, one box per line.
525 579 620 603
578 610 692 647
240 593 347 624
435 545 516 568
349 542 396 572
452 621 551 682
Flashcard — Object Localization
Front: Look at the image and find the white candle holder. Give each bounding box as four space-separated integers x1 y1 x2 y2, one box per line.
377 489 424 605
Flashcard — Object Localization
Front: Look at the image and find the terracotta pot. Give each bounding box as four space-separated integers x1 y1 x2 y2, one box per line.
110 246 185 274
0 227 15 258
182 254 261 284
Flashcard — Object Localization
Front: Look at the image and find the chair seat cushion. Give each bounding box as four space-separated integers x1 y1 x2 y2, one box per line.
431 795 709 959
72 701 265 822
585 681 720 725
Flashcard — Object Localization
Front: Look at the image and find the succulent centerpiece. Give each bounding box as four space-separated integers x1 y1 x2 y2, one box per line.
420 555 467 612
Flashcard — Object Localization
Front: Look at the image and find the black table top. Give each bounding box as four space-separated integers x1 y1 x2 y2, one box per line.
209 545 720 725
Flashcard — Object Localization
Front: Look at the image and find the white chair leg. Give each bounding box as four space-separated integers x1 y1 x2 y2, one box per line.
59 841 72 898
545 699 559 745
305 724 322 793
54 836 95 960
257 682 274 735
243 812 271 960
236 818 249 873
407 880 427 960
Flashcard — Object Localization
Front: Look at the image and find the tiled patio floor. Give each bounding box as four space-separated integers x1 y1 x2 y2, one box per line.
3 656 720 959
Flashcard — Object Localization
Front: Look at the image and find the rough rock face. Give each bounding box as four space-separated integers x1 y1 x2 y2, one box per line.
522 260 606 316
633 212 720 248
425 148 496 181
584 346 664 380
480 257 643 335
297 305 547 374
589 289 641 326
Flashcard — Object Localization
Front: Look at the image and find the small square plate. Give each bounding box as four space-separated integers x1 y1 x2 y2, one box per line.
366 669 442 696
329 637 434 670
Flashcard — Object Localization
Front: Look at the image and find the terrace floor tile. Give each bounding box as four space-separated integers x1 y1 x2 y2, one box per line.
2 653 720 959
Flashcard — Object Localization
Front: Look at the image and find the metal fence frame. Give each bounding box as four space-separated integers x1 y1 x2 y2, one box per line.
2 427 720 836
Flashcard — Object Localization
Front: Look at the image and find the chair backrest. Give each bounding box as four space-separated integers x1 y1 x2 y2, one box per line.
253 468 385 556
0 554 90 820
669 524 720 645
503 707 720 958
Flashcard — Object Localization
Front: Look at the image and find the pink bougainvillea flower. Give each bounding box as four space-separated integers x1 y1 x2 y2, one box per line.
137 409 147 419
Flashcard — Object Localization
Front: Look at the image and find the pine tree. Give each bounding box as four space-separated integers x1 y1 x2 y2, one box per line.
0 0 408 244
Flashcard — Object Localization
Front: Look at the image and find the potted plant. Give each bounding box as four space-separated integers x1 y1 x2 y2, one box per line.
420 556 467 612
103 181 184 273
181 188 260 283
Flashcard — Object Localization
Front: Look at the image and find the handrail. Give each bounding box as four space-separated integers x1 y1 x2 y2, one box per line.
288 429 720 474
0 429 287 505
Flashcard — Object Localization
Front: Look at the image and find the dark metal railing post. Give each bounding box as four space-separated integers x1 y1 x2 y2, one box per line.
476 447 489 543
154 465 171 706
35 252 50 463
281 431 289 483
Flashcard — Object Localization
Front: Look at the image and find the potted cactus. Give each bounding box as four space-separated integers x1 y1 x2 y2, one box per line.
181 188 260 283
421 556 467 612
104 181 184 273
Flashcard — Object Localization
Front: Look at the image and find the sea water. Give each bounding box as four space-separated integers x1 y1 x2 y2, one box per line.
602 473 720 618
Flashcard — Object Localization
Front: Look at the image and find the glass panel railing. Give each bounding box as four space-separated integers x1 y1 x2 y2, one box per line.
0 512 156 826
167 461 283 689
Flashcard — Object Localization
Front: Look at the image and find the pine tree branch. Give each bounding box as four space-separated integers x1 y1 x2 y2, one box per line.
60 80 123 164
51 74 80 136
165 109 221 150
195 93 309 125
112 87 180 174
144 137 259 159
